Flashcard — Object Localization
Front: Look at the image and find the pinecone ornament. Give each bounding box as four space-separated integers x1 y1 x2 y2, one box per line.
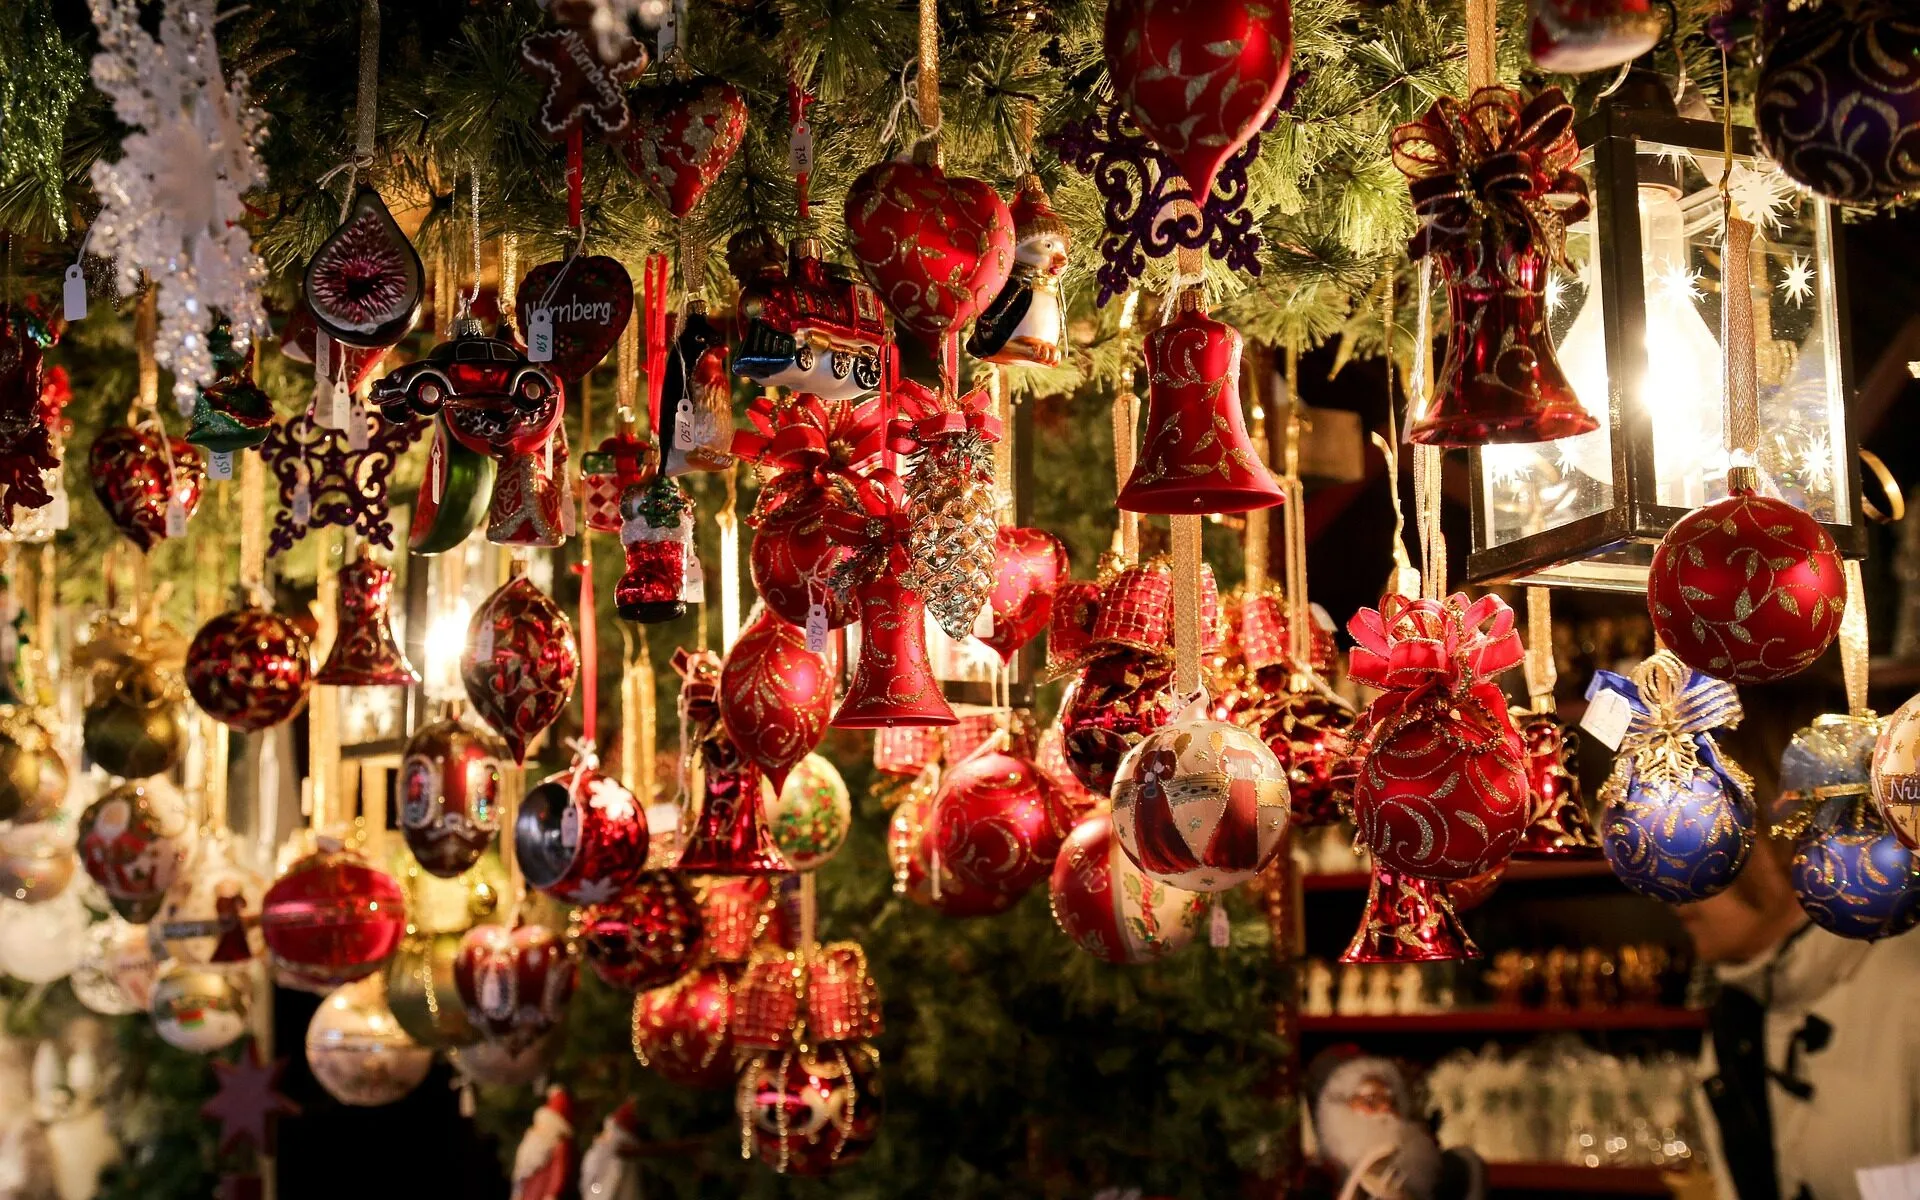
901 429 998 640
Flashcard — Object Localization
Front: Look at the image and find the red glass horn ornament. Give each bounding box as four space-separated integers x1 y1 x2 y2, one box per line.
1340 863 1481 964
676 741 790 876
1117 290 1282 515
317 550 419 687
831 576 957 730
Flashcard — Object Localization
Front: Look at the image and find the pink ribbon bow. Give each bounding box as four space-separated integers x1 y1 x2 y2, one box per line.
1347 592 1524 694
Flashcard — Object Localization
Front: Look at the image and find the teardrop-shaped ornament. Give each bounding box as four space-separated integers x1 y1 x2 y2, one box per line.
303 187 425 349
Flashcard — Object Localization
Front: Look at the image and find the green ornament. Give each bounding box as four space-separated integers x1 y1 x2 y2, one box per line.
186 319 276 453
0 3 85 239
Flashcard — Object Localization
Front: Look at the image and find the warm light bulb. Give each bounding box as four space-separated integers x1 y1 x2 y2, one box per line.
423 600 473 700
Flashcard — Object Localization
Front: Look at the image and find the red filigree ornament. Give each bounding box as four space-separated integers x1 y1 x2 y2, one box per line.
1528 0 1663 74
1347 594 1531 881
518 28 648 141
78 778 194 924
698 877 778 964
1049 812 1205 964
516 760 649 905
186 605 314 732
1647 489 1845 684
462 570 580 763
400 704 507 879
89 425 204 552
844 141 1015 354
831 576 957 730
738 1042 884 1177
751 513 856 631
1511 710 1603 858
261 847 407 992
1340 863 1481 964
623 77 749 219
316 551 418 687
1111 705 1291 892
632 963 737 1089
455 922 577 1051
980 527 1068 664
486 426 570 549
260 410 424 555
302 187 424 349
721 605 840 793
516 257 634 381
1254 681 1358 829
1061 653 1178 796
1102 0 1295 199
889 773 1021 918
932 746 1074 899
1047 580 1103 674
676 746 788 876
580 872 702 992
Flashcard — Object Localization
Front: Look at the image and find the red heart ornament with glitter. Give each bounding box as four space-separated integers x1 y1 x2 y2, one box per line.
302 187 424 349
461 574 579 762
1103 0 1295 198
454 923 576 1051
1648 490 1844 684
980 527 1068 664
622 77 749 219
89 426 204 552
720 606 841 793
186 607 314 732
516 256 634 381
844 147 1015 353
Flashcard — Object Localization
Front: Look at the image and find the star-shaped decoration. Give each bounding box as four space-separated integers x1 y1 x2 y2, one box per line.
1654 261 1704 308
201 1042 300 1158
259 410 424 556
586 776 637 822
1725 161 1797 234
518 29 647 142
1778 254 1816 308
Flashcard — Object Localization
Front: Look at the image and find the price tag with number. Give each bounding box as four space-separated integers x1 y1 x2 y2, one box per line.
527 308 554 363
209 451 234 481
165 496 188 538
673 395 696 449
805 602 829 654
789 121 814 174
473 618 495 662
1209 901 1231 949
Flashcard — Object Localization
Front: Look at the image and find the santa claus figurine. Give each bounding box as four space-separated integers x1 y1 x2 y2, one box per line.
1306 1050 1484 1200
579 1098 642 1200
509 1086 575 1200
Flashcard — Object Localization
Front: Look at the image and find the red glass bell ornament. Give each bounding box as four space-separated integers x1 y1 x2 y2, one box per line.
632 963 738 1089
516 760 649 905
1511 711 1603 859
399 704 507 879
1528 0 1662 73
931 745 1074 899
721 605 839 793
485 431 568 549
1117 291 1282 515
580 872 703 992
317 550 419 687
831 576 957 730
186 603 314 732
261 846 407 992
1340 863 1481 964
454 921 577 1051
676 741 790 875
461 566 579 763
616 477 694 624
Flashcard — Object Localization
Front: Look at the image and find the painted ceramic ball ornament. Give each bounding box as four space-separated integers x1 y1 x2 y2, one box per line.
767 753 852 872
1049 813 1206 965
77 777 195 924
1871 692 1920 851
306 975 434 1106
150 963 250 1053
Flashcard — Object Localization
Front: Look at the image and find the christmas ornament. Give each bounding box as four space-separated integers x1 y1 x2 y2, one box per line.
0 3 83 236
519 28 647 141
1528 0 1663 73
676 751 787 875
410 418 495 554
699 877 778 964
449 1031 561 1089
316 551 418 686
581 428 654 532
894 381 1001 640
1119 290 1282 514
616 476 693 623
456 922 577 1051
738 1042 884 1177
385 932 479 1049
980 527 1068 664
186 604 313 732
751 512 857 631
1392 86 1596 446
1511 711 1603 858
844 141 1014 354
507 1088 577 1200
1347 594 1530 881
832 575 957 729
1036 713 1102 822
1647 489 1844 684
890 771 1022 918
486 423 571 549
632 964 738 1089
0 307 62 532
1778 713 1920 940
731 943 882 1052
580 1100 643 1200
1111 701 1289 892
968 175 1071 367
87 0 267 404
1872 692 1920 851
656 302 735 476
303 186 424 349
768 754 851 872
1049 812 1205 964
260 846 407 991
278 303 389 394
1591 654 1756 903
201 1045 300 1156
874 726 943 778
933 745 1073 898
88 425 203 552
461 570 579 763
516 759 649 905
0 821 76 904
623 76 749 218
730 233 886 399
400 706 507 878
1061 653 1178 796
1340 864 1481 964
150 963 250 1052
1102 0 1295 199
78 777 193 923
305 974 432 1106
152 831 264 965
580 872 703 992
260 410 424 554
720 605 839 793
1048 580 1103 673
0 890 87 981
1755 1 1920 206
71 915 157 1015
516 256 634 381
1082 559 1224 661
83 660 187 779
1248 679 1355 829
0 708 65 823
186 320 275 454
371 321 560 456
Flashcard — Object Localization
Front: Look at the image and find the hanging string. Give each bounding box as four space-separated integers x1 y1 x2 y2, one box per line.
567 126 586 231
1112 392 1140 565
621 629 657 801
459 162 482 319
916 0 941 140
1409 261 1445 600
354 0 381 166
616 280 641 432
1466 0 1498 92
574 375 599 748
1842 560 1870 718
309 528 342 833
1282 353 1311 670
1525 587 1556 714
500 234 519 319
718 467 742 649
1718 48 1760 495
1172 516 1203 698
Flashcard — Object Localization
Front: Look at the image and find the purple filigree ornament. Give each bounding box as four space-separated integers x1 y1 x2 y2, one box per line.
260 410 425 555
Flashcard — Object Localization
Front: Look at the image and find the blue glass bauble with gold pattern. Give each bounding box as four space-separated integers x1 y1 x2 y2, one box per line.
1782 713 1920 941
1603 769 1755 904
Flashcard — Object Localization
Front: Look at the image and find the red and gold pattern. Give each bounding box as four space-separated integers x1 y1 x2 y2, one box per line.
455 922 576 1051
516 764 649 905
1060 652 1178 797
623 78 749 220
831 576 956 729
516 256 633 381
632 963 738 1089
1340 863 1481 964
721 605 840 793
261 847 407 991
889 773 1023 919
1512 711 1602 858
78 778 193 924
733 943 882 1051
316 552 418 686
400 707 507 879
931 748 1073 899
1049 812 1205 965
580 872 703 993
1047 580 1104 675
873 726 943 778
1252 684 1357 829
89 425 205 552
676 740 789 875
1528 0 1662 73
461 572 579 763
980 527 1069 664
486 429 569 548
1648 489 1844 685
580 430 653 534
186 606 314 732
1111 712 1290 892
738 1042 884 1177
698 877 778 963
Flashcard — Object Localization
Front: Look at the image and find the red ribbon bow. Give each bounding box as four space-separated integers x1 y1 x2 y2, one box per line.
731 393 886 476
885 379 1003 456
1347 592 1525 694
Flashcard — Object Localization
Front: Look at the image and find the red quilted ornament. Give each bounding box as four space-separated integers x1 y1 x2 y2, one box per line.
931 747 1074 899
623 77 749 219
515 763 649 905
1103 0 1295 198
261 847 407 992
580 872 703 992
844 143 1014 354
721 605 840 793
455 922 576 1051
1648 490 1844 684
1047 579 1103 675
699 877 779 964
632 963 738 1088
186 606 314 732
1347 593 1531 881
461 570 579 762
89 426 204 552
980 527 1069 664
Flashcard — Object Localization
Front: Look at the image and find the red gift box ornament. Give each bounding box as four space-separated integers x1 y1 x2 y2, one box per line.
187 602 314 733
832 575 957 730
1340 862 1481 964
1391 86 1597 446
516 751 649 906
461 566 579 763
721 605 840 793
617 476 694 623
455 920 576 1051
698 877 777 964
1347 593 1532 881
733 943 882 1053
316 550 418 687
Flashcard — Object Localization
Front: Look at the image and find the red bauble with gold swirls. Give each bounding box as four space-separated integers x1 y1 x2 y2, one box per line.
461 571 579 762
632 963 738 1089
89 426 205 552
260 847 406 991
930 749 1074 898
622 77 750 219
889 778 1023 918
750 515 856 631
720 605 840 793
1251 684 1357 829
186 607 314 732
1648 490 1844 685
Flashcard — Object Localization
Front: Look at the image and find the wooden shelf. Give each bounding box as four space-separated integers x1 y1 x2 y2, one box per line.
1302 858 1618 893
1485 1162 1680 1195
1297 1007 1708 1035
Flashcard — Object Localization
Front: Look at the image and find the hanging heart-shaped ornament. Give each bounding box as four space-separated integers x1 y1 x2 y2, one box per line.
516 256 634 381
461 570 580 763
88 426 205 552
844 142 1015 355
1103 0 1295 198
622 77 749 219
303 187 425 349
980 527 1069 665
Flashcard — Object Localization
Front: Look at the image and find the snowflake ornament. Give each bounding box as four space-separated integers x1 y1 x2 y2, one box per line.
1723 160 1797 234
585 776 638 822
87 0 268 406
1779 254 1816 308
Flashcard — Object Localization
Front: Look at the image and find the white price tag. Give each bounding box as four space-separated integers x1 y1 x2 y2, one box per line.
656 0 679 58
1209 901 1231 949
46 486 68 531
313 331 331 388
291 481 312 527
209 451 234 481
972 600 995 640
680 538 705 603
347 402 369 450
322 381 350 430
1581 687 1633 751
165 496 187 538
805 602 829 654
672 395 696 449
473 619 495 662
788 122 814 174
527 308 554 363
561 489 577 537
62 265 87 322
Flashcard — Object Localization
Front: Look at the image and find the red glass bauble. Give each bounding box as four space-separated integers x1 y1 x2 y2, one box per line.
844 146 1014 355
980 527 1068 664
931 749 1073 898
750 513 856 631
1756 1 1920 206
1049 813 1205 965
1103 0 1294 199
1060 653 1177 796
1511 711 1603 858
516 764 649 905
89 426 204 552
261 848 407 991
721 605 840 793
186 606 314 732
455 922 575 1051
1036 711 1102 824
316 551 418 686
1340 863 1481 964
77 778 194 924
740 1042 884 1177
631 963 737 1089
461 572 579 762
580 872 703 992
1528 0 1662 74
889 780 1022 918
831 576 956 729
399 706 507 879
1254 683 1358 829
732 943 882 1052
1648 490 1844 684
623 77 749 219
515 256 633 381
